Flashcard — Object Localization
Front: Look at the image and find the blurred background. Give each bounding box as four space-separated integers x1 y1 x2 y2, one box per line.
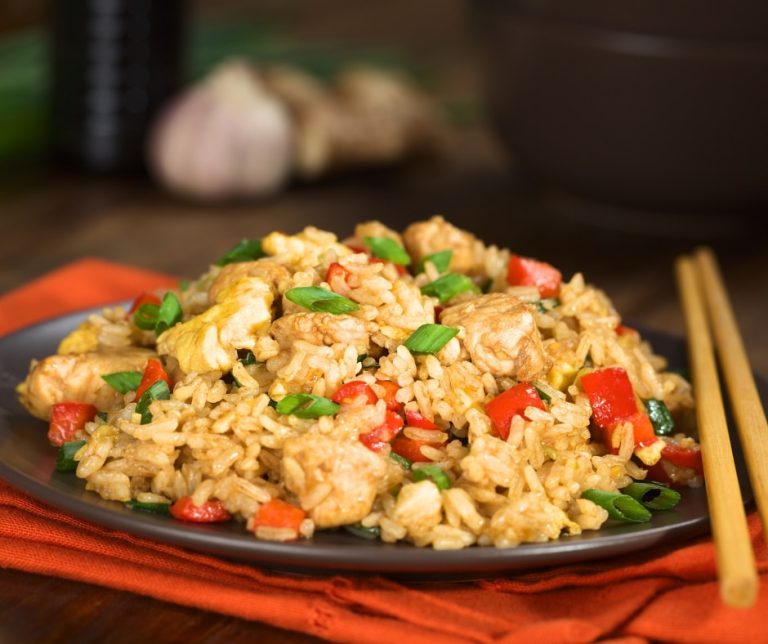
0 0 765 369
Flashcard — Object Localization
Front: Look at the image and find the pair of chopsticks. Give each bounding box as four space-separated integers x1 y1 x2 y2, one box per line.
675 248 768 608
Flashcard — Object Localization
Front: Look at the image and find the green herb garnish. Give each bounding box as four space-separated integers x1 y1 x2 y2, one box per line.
239 350 258 366
389 452 412 470
417 249 452 274
125 500 172 515
420 273 476 304
644 399 675 436
133 303 160 331
285 286 359 314
55 440 86 472
216 238 264 266
343 523 381 540
534 298 561 314
363 236 411 266
135 380 171 425
621 481 681 511
404 324 459 355
534 386 552 404
275 393 339 419
155 292 183 335
101 371 142 395
581 489 652 523
412 464 452 490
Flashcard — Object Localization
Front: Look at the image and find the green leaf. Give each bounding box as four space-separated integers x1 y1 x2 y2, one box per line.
155 292 183 335
55 440 86 472
412 464 452 490
101 371 142 395
417 249 452 274
644 399 675 436
363 236 411 266
275 393 339 419
133 303 159 331
343 523 381 540
581 489 652 523
125 500 172 516
420 273 476 304
404 324 459 355
285 286 359 314
216 238 264 266
621 482 681 511
135 380 171 425
389 452 412 470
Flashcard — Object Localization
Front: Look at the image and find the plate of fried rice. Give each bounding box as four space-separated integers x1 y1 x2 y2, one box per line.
2 217 751 576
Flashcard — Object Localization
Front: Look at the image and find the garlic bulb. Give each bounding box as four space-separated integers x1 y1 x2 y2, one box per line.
148 61 294 200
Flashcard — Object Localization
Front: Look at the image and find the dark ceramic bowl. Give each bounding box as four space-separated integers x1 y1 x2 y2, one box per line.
474 0 768 210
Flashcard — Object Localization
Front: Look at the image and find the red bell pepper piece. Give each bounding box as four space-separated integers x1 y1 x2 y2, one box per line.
325 262 352 293
169 496 231 523
615 324 637 337
391 434 438 463
486 383 545 440
128 291 162 315
252 499 306 533
660 441 703 472
506 255 562 298
375 379 402 412
48 401 98 446
405 409 439 430
359 410 404 452
134 358 173 400
580 368 639 429
623 411 657 447
332 380 378 406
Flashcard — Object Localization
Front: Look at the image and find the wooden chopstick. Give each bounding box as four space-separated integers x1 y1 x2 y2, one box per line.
696 247 768 539
675 255 758 608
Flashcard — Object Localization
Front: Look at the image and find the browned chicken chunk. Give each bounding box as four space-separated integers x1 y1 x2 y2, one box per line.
270 312 373 354
281 433 387 528
441 293 547 380
19 348 155 420
403 215 478 274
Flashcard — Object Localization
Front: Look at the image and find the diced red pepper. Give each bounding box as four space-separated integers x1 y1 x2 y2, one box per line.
128 291 162 315
660 441 703 472
405 409 439 430
134 358 174 400
615 324 637 337
391 435 438 463
620 411 657 448
581 368 639 429
375 380 402 412
169 496 231 523
486 383 546 440
506 255 562 298
332 380 378 406
359 410 404 452
48 401 98 446
325 262 352 293
347 244 366 254
252 499 306 533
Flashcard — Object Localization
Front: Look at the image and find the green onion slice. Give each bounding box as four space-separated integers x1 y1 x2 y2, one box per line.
135 380 171 425
389 452 412 470
96 412 108 422
343 523 381 540
534 386 552 404
417 249 452 274
644 399 675 436
421 273 476 304
534 298 561 314
285 286 359 314
275 393 339 419
155 292 183 335
239 350 258 366
363 236 411 266
125 500 172 516
412 464 452 490
178 279 190 292
404 324 459 355
133 303 159 331
581 489 652 523
55 440 86 472
621 482 681 511
101 370 142 395
216 238 264 266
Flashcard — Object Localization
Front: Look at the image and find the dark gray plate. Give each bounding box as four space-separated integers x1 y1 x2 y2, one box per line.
0 307 757 578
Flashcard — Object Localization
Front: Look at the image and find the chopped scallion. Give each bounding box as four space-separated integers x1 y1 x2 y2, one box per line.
96 412 108 422
216 238 264 266
404 324 459 355
135 380 171 425
412 464 452 490
178 279 190 291
125 500 171 515
621 482 681 511
285 286 359 314
239 350 258 366
363 236 411 266
343 523 381 540
101 371 142 394
55 440 86 472
420 273 476 304
534 386 552 404
389 452 412 470
534 298 561 314
155 292 183 335
581 489 652 523
133 303 159 331
644 399 675 436
275 393 339 419
417 249 452 274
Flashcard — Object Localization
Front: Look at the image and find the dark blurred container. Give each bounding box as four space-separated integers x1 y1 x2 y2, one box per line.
51 0 186 172
475 0 768 211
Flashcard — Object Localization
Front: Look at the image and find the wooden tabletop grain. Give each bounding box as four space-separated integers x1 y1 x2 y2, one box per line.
1 1 766 641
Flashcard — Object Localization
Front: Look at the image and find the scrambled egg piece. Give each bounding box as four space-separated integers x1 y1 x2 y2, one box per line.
157 275 273 374
261 226 352 271
57 322 100 355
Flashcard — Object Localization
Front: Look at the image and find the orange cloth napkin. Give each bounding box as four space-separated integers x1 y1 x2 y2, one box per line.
1 258 767 643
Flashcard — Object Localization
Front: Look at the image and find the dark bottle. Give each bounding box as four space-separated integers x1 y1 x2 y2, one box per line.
51 0 186 172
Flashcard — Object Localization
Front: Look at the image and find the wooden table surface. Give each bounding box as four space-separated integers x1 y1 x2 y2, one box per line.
1 2 766 642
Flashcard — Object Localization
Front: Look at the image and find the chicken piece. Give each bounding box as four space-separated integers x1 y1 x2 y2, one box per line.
281 433 387 528
19 348 154 420
208 259 291 304
403 215 479 274
441 293 547 380
352 220 403 247
158 276 273 374
270 312 373 354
